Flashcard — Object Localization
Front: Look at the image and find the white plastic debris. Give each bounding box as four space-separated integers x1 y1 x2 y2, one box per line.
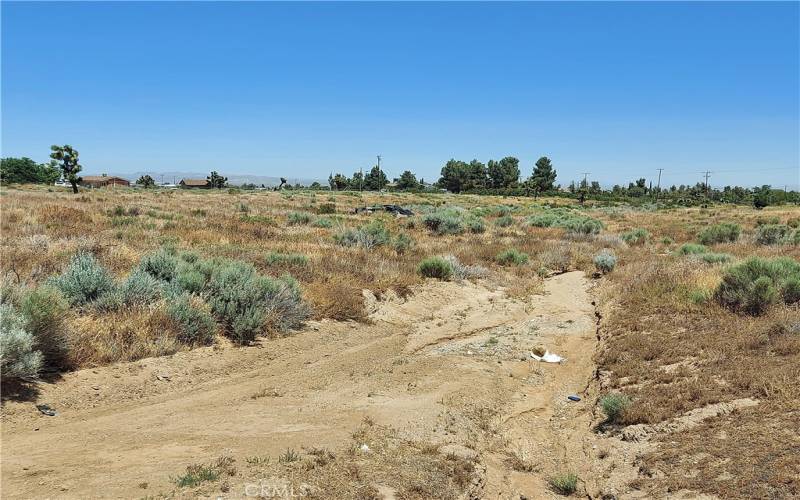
530 350 565 363
359 444 370 453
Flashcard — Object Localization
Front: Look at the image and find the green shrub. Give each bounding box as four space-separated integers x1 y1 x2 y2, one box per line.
49 252 115 306
422 210 465 235
755 224 791 245
466 217 486 234
334 220 391 249
205 260 309 343
175 264 206 295
676 243 708 255
0 304 43 379
496 248 529 266
788 217 800 229
600 393 631 423
755 216 780 226
118 270 162 306
697 223 740 245
418 257 454 280
593 251 617 274
167 294 216 345
495 215 514 227
526 208 603 235
393 233 413 254
700 252 732 264
287 211 313 225
621 228 650 245
137 248 179 282
548 472 578 496
316 202 336 214
266 252 309 267
715 257 800 315
313 217 333 228
20 286 70 370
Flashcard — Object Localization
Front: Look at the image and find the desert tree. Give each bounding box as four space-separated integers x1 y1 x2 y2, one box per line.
136 175 155 188
364 165 388 190
207 171 227 189
50 145 82 193
529 156 557 196
396 170 419 190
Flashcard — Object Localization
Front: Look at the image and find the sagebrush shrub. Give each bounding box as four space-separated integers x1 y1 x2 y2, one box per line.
334 220 391 249
119 270 162 306
393 233 413 254
755 224 791 245
167 294 216 345
467 217 486 234
418 257 454 280
287 211 313 225
697 223 740 245
266 252 309 267
676 243 708 255
600 393 631 423
313 217 333 228
0 303 43 379
443 255 488 280
316 202 336 214
20 286 70 370
49 252 115 305
700 252 732 264
715 257 800 315
422 209 465 235
621 228 650 245
495 215 514 227
548 473 578 496
526 208 603 235
593 250 617 274
137 248 179 282
496 248 529 266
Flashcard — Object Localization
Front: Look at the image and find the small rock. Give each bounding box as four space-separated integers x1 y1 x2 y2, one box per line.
156 374 171 382
92 385 100 391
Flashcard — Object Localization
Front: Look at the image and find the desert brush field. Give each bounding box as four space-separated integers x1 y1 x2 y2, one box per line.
1 185 799 499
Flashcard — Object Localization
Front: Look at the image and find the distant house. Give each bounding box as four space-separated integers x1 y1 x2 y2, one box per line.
180 178 210 189
81 175 130 188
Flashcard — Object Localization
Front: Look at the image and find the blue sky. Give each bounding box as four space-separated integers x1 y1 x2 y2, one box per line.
2 1 798 188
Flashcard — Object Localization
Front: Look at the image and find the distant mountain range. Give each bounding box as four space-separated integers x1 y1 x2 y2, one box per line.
82 171 327 187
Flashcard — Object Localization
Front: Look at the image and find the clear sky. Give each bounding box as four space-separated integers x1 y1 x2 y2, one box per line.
2 1 799 188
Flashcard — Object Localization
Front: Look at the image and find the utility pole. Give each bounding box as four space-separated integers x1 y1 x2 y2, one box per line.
377 155 381 170
580 172 590 190
655 168 664 202
702 170 711 195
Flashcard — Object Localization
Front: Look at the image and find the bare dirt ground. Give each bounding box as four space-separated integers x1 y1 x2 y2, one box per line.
2 271 610 499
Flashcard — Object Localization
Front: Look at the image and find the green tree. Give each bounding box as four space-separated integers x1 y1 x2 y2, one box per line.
329 173 349 190
207 171 227 189
136 175 156 188
438 159 469 193
0 157 60 185
465 159 487 191
487 156 520 189
396 170 419 191
364 165 388 190
529 156 557 196
349 170 364 190
753 185 771 209
50 145 82 193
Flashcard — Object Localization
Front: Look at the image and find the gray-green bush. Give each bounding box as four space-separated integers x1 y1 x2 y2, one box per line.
496 248 529 266
48 252 115 306
755 224 792 245
593 250 617 274
600 393 631 423
418 257 454 280
20 286 70 370
715 257 800 315
0 304 43 379
621 228 650 245
334 220 391 249
697 223 740 245
167 294 216 345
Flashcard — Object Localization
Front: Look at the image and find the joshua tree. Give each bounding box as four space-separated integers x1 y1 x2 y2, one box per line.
50 145 82 194
207 171 227 189
136 175 155 188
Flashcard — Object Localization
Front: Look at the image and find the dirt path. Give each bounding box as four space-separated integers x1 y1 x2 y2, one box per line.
1 271 601 499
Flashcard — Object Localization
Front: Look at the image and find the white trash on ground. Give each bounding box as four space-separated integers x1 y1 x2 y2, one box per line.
530 350 565 363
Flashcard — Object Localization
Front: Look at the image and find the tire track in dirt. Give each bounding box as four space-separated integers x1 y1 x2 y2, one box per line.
1 271 600 499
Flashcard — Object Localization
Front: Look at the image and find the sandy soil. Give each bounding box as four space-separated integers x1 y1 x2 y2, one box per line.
2 271 607 499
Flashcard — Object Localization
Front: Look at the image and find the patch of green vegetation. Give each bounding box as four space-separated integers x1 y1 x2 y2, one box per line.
418 257 454 280
600 393 631 423
548 472 579 495
715 257 800 315
697 222 740 245
621 228 650 245
676 243 708 255
495 248 529 266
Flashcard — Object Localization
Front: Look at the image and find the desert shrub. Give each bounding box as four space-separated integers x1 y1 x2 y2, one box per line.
697 223 740 245
700 252 732 264
266 252 309 267
548 472 578 496
0 304 43 379
48 252 115 306
313 217 333 228
526 208 603 235
137 248 179 282
418 257 454 280
495 215 514 227
20 286 70 369
538 244 572 273
676 243 708 255
167 294 216 345
755 224 791 245
621 228 650 245
179 250 200 263
334 220 391 249
175 264 206 295
466 217 486 234
205 260 309 343
443 255 489 280
600 393 631 423
788 217 800 229
117 270 162 306
715 257 800 315
317 202 336 214
496 248 529 266
755 216 780 226
422 209 465 235
593 250 617 274
287 211 313 225
393 233 413 254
